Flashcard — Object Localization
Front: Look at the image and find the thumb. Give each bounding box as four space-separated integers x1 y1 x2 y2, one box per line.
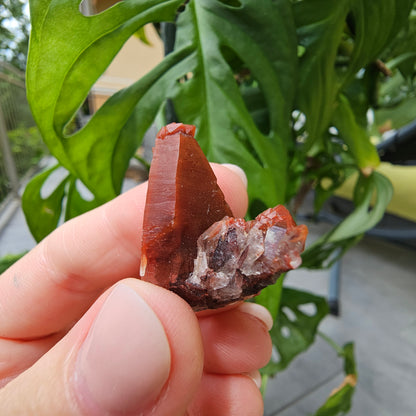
0 280 204 415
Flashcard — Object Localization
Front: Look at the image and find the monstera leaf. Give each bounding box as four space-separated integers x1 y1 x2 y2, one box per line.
171 0 298 209
26 0 189 206
262 287 329 375
313 340 357 416
293 0 414 154
25 0 298 225
25 0 410 241
302 171 394 269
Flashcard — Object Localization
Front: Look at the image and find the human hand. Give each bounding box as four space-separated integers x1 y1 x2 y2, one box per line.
0 164 273 415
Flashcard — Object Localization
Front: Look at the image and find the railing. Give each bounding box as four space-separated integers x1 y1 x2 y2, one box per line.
0 62 47 204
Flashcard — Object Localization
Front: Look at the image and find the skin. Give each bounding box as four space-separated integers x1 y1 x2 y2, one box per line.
0 164 273 415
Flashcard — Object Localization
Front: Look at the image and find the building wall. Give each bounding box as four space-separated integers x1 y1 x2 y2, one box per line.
88 0 164 111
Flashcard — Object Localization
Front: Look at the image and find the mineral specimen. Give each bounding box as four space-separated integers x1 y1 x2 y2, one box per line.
140 123 308 310
140 123 233 289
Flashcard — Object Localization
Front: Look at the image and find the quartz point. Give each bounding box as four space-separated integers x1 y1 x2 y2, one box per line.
140 123 308 310
140 123 233 289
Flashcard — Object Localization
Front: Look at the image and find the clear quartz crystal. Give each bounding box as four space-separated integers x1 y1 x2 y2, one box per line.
285 231 303 268
188 220 293 289
213 280 242 299
187 251 209 287
264 226 286 256
209 271 230 290
239 225 265 276
188 219 246 292
263 226 288 271
185 206 307 304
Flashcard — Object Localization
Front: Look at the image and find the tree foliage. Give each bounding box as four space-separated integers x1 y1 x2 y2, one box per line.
0 0 30 70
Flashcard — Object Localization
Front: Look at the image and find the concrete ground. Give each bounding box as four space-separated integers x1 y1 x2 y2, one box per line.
0 182 415 415
264 220 416 416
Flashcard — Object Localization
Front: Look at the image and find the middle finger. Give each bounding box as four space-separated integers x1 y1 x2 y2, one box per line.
198 303 273 375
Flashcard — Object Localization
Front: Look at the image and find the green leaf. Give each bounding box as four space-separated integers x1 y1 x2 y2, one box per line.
342 342 356 376
376 95 416 130
0 253 26 274
22 164 102 241
332 94 380 171
262 287 329 376
387 52 416 72
313 340 357 416
22 165 70 242
348 0 415 79
383 10 416 81
172 0 298 208
255 276 284 321
315 381 355 416
302 171 393 269
293 0 414 152
293 0 350 150
64 178 101 221
308 137 353 214
134 25 152 45
27 0 186 203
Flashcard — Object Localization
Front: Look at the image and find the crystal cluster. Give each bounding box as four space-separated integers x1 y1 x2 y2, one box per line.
140 123 308 310
176 206 308 310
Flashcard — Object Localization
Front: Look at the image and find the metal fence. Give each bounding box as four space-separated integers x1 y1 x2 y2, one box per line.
0 62 47 203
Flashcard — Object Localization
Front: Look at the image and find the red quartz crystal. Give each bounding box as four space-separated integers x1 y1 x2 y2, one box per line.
140 123 233 289
140 123 308 310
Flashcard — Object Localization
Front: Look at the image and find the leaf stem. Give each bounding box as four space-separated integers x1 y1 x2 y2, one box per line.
318 331 344 356
261 374 269 397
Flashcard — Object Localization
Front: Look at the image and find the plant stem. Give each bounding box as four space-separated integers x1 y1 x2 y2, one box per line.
261 374 269 397
318 331 344 356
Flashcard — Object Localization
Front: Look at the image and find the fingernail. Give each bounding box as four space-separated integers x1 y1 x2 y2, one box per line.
244 370 262 389
238 302 274 331
74 284 171 415
221 163 248 188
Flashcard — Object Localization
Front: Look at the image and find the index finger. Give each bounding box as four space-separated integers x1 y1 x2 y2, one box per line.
0 164 248 339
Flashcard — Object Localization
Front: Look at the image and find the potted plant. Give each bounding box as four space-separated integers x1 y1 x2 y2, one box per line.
22 0 415 413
